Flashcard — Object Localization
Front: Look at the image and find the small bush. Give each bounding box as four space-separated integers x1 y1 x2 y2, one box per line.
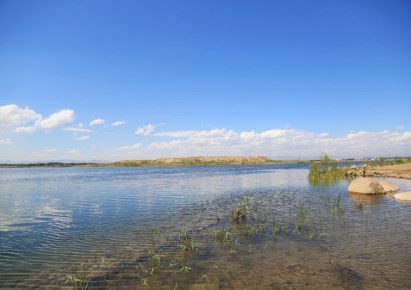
308 154 345 185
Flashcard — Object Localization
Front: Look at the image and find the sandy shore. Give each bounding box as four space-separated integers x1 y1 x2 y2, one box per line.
365 163 411 180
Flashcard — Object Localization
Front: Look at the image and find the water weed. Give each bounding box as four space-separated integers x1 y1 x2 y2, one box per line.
308 154 346 185
232 195 252 223
65 263 88 290
179 229 200 254
356 199 364 210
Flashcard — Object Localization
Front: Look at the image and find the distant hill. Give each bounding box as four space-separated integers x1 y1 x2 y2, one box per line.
1 156 307 168
110 156 303 166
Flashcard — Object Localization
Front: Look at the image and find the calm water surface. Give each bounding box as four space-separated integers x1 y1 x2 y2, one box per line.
0 165 410 289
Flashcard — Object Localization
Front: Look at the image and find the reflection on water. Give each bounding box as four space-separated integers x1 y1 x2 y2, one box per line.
0 165 410 288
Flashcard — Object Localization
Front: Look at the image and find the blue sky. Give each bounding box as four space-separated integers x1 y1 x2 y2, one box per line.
1 0 410 161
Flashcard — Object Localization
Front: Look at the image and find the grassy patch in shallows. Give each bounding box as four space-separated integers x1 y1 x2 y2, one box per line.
65 191 358 289
308 154 348 185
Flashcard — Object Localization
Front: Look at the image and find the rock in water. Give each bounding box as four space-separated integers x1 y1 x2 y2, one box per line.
393 192 411 201
378 180 399 193
348 178 386 195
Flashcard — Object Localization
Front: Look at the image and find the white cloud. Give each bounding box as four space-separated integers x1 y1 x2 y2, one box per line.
13 108 75 133
155 128 236 140
136 124 155 136
239 131 257 141
63 126 92 133
38 109 74 130
90 118 105 127
126 128 411 159
3 122 411 161
74 136 90 141
14 126 37 133
0 104 41 129
0 138 12 144
112 121 126 127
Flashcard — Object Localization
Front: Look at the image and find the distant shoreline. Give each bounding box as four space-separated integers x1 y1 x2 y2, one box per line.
0 156 308 168
2 156 407 170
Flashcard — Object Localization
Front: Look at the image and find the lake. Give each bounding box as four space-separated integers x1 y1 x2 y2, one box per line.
0 165 410 289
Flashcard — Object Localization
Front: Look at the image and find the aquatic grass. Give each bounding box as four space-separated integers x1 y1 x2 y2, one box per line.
232 195 252 223
356 199 364 210
308 154 347 185
65 263 88 290
295 203 310 234
147 248 165 274
272 218 289 241
208 226 238 243
179 229 201 254
64 189 389 289
335 194 343 213
245 225 258 238
180 264 191 274
256 222 269 234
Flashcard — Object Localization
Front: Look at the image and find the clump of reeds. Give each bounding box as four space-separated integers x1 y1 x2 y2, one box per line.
232 196 252 223
308 154 346 185
179 229 200 254
65 263 88 290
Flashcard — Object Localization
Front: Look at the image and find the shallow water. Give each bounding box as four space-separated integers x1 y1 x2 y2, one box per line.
0 165 410 289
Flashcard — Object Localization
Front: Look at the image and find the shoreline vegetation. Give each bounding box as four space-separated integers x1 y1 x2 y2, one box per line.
109 156 305 167
308 154 347 185
1 156 410 179
0 156 306 168
308 155 411 182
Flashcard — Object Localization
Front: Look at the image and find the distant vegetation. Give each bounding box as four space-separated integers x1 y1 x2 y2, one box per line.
0 162 98 168
108 156 307 167
0 157 307 168
366 157 411 167
3 156 410 169
308 154 347 185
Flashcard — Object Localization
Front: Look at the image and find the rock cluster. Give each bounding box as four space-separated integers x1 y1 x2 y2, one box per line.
348 177 399 195
345 165 370 177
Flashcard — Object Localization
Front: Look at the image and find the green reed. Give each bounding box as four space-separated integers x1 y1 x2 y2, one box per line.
308 154 347 185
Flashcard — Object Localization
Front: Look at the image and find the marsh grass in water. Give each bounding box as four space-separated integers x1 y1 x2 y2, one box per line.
65 263 88 290
308 154 347 185
64 192 397 289
179 229 201 254
232 195 252 223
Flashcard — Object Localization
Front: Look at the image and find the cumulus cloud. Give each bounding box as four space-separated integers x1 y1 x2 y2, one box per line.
39 109 74 130
63 126 92 133
136 124 155 136
90 118 105 126
124 128 411 159
155 129 237 140
0 104 74 134
0 104 41 129
14 126 37 133
74 136 90 141
112 121 126 127
0 138 12 144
